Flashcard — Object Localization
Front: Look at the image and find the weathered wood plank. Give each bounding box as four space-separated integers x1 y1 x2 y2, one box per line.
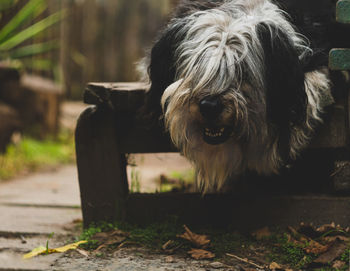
329 49 350 70
337 0 350 24
75 106 129 227
84 82 147 111
126 193 350 230
84 82 350 151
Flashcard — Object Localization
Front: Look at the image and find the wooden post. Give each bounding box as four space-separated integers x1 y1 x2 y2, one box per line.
75 105 128 227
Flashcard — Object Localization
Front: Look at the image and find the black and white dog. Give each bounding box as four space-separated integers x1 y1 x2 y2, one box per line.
140 0 334 192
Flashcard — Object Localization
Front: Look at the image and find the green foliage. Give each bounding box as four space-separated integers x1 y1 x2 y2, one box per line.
0 132 75 180
0 0 65 72
340 248 350 262
169 169 195 184
0 0 17 12
45 232 54 254
264 232 314 269
130 168 141 193
80 217 184 251
211 231 252 257
126 218 183 249
158 169 195 193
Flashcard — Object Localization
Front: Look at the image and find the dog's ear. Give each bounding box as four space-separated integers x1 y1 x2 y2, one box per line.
146 22 186 117
256 23 307 161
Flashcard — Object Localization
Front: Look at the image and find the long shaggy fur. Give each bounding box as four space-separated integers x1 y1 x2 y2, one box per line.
141 0 333 192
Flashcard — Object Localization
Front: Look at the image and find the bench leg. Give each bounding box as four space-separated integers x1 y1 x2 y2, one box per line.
75 105 128 227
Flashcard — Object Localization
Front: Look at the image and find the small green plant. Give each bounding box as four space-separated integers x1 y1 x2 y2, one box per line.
80 217 184 251
265 232 314 269
130 168 141 193
340 248 350 263
45 232 54 254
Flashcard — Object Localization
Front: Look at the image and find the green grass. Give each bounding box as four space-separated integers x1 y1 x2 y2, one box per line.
130 168 141 193
0 131 75 180
158 169 195 193
79 218 185 251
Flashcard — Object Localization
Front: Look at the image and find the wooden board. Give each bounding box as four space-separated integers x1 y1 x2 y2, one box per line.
84 82 147 111
126 193 350 230
84 82 350 151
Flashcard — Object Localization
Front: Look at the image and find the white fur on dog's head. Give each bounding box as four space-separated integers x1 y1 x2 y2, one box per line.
152 0 332 192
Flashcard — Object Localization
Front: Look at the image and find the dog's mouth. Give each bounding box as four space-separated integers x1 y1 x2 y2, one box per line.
203 126 232 145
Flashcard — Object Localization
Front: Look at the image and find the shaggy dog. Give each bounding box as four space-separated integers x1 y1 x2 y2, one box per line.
141 0 334 192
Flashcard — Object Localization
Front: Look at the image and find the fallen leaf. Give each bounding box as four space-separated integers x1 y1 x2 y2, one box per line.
92 229 128 251
76 248 89 257
284 233 305 247
73 218 83 223
23 241 87 259
303 240 329 255
251 227 271 240
287 226 299 236
188 248 215 260
323 235 350 243
22 246 47 259
54 241 88 253
333 260 346 269
313 238 347 264
226 253 265 269
316 222 336 234
269 261 282 270
177 225 210 248
162 240 174 250
164 256 174 263
288 226 310 242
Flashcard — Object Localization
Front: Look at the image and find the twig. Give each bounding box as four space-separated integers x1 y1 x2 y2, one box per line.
226 253 265 269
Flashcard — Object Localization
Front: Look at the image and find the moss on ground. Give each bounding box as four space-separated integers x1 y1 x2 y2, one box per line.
79 220 350 271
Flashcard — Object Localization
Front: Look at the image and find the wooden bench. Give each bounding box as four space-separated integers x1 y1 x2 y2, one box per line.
75 0 350 229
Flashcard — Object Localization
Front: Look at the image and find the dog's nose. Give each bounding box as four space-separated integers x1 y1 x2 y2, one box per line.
199 96 223 120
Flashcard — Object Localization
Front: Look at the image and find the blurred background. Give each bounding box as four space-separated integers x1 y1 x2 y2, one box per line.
0 0 192 192
0 0 176 99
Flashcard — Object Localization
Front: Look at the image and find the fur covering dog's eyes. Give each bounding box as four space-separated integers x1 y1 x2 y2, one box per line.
139 0 333 192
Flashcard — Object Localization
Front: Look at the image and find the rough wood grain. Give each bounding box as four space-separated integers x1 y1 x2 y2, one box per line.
84 82 147 111
126 193 350 229
75 106 129 227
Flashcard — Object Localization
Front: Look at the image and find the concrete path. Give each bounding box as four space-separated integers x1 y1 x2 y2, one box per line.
0 153 195 271
0 165 82 270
